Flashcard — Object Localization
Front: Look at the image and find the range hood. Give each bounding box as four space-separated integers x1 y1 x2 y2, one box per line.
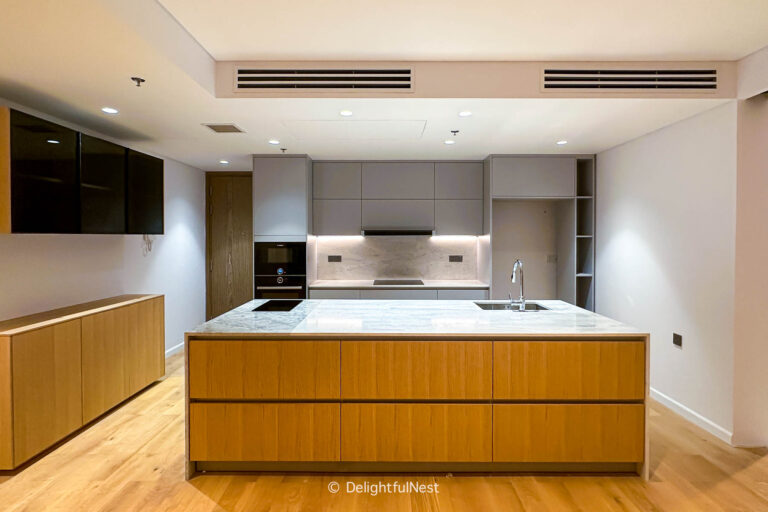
361 227 435 236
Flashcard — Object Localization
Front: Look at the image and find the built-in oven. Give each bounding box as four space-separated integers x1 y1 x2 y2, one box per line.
254 275 306 299
254 242 306 276
254 242 307 299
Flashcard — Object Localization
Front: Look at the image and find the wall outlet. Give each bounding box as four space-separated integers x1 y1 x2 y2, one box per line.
449 255 463 263
328 255 342 262
673 333 683 348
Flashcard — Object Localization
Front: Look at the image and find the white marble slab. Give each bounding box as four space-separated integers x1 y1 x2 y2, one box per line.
189 299 646 336
309 279 490 290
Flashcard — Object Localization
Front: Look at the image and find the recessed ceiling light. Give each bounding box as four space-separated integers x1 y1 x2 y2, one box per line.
46 139 60 144
219 160 229 165
101 107 119 115
556 140 568 145
268 139 280 145
444 140 456 145
458 111 472 117
339 110 353 117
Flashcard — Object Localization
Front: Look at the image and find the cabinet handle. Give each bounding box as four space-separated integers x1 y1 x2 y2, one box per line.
256 286 303 290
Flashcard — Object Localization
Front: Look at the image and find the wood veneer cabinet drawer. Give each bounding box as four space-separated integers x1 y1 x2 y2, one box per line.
189 403 340 461
188 340 340 399
493 404 644 462
494 341 645 400
341 341 492 399
341 404 492 462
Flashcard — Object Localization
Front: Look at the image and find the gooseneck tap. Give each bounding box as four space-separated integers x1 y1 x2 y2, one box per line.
510 259 525 311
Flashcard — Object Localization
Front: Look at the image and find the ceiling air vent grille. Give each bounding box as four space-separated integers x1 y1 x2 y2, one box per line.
235 68 412 90
543 69 717 90
203 123 245 133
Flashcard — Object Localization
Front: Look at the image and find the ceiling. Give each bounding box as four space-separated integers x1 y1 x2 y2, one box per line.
159 0 768 61
0 0 751 171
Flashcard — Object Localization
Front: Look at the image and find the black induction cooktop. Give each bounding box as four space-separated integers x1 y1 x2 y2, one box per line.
253 299 303 312
372 279 424 286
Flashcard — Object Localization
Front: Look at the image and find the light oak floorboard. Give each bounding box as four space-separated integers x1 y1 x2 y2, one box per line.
1 352 767 511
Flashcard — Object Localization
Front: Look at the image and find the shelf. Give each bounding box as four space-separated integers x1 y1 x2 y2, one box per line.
576 273 593 278
576 234 592 238
576 195 593 199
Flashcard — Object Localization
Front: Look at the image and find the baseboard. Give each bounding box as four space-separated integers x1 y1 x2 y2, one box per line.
165 341 184 357
650 387 733 444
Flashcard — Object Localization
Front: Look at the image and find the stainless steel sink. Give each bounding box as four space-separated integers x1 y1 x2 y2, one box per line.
475 302 549 311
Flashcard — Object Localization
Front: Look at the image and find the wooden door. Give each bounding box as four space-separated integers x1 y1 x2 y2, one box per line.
206 172 253 319
12 320 82 464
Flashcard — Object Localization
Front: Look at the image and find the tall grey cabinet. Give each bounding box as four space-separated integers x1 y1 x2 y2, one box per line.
252 155 312 241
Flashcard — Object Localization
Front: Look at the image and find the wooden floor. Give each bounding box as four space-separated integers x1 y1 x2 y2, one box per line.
1 353 767 511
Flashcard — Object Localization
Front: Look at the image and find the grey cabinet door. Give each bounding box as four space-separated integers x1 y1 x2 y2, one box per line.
361 200 434 229
313 200 362 235
309 289 361 299
362 162 435 199
313 162 361 199
435 162 483 199
437 289 489 300
253 157 310 237
435 200 483 235
360 289 438 300
491 157 576 198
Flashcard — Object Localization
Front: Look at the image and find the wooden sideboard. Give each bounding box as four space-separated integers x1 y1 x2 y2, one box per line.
185 335 648 477
0 294 164 469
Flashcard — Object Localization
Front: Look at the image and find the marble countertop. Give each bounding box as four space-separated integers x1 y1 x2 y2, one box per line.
309 279 490 289
188 299 646 338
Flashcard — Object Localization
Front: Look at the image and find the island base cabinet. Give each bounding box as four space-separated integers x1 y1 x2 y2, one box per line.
341 404 492 462
493 404 644 463
188 340 340 400
189 403 340 462
341 341 492 400
494 341 645 400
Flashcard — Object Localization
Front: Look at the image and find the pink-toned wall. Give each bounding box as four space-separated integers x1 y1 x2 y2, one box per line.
733 93 768 447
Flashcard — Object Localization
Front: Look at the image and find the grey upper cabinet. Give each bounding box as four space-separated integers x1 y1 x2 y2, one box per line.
253 156 311 240
362 162 434 199
435 200 483 235
361 200 434 229
313 162 361 199
491 157 576 198
435 162 483 199
313 200 361 235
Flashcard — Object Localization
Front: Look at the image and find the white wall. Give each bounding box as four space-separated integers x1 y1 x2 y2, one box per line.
0 103 206 355
596 102 738 441
119 159 206 353
733 94 768 447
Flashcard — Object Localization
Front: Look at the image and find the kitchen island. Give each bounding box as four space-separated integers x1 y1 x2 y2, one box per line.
185 299 649 479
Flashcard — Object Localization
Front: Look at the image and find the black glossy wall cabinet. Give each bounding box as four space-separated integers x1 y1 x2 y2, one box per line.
0 107 164 234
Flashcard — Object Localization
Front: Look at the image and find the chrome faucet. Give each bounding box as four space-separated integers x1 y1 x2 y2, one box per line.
510 259 525 311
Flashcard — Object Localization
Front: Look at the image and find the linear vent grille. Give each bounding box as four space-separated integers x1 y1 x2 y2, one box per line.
543 69 717 90
236 68 412 90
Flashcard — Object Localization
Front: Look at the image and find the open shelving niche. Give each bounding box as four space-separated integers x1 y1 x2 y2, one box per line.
575 158 595 310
